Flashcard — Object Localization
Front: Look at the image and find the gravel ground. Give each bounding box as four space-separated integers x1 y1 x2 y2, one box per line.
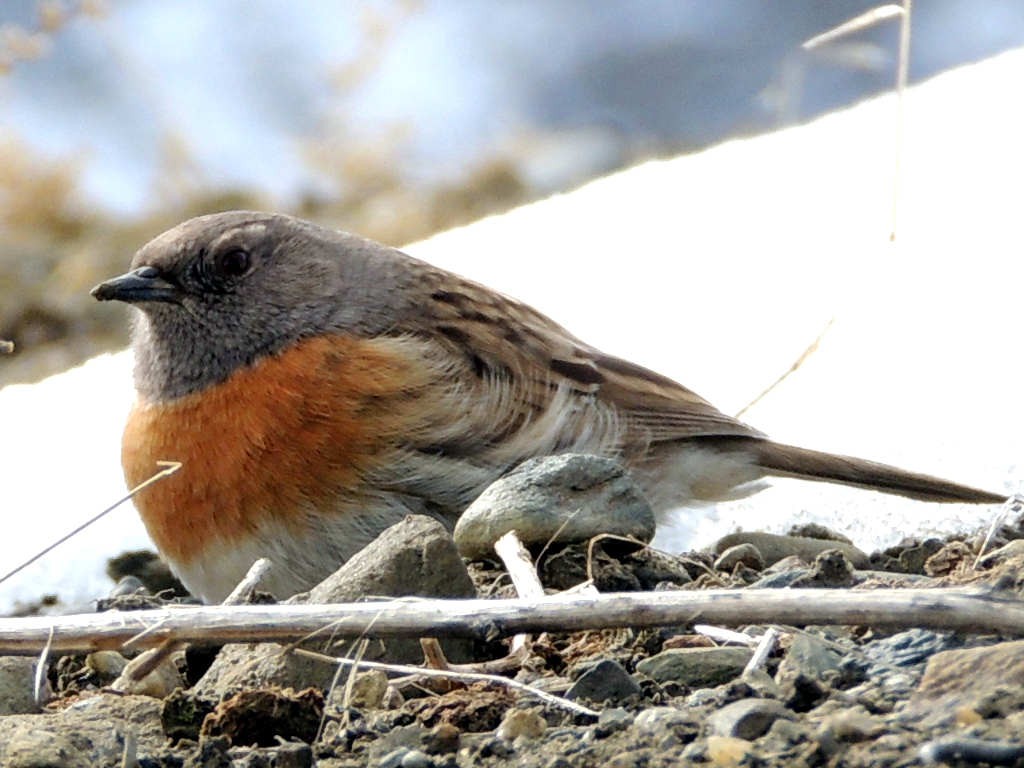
2 504 1024 768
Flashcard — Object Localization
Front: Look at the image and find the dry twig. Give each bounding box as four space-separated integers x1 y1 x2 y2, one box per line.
3 587 1024 655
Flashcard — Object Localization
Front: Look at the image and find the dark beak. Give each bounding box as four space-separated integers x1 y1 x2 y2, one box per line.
91 266 181 304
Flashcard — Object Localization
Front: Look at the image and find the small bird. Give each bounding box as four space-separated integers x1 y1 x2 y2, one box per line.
92 211 1004 602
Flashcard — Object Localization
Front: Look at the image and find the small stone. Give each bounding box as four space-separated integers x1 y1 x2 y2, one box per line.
636 647 752 687
896 538 943 574
778 634 843 681
909 639 1024 725
378 747 412 768
454 454 655 559
714 543 764 572
0 656 45 714
112 648 185 698
108 575 148 598
85 650 128 679
399 749 433 768
332 669 388 710
705 735 754 765
924 541 974 576
815 706 883 742
713 532 868 569
595 707 634 736
789 549 856 588
496 708 546 741
422 722 460 755
632 706 701 741
273 741 314 768
707 698 793 739
565 659 641 702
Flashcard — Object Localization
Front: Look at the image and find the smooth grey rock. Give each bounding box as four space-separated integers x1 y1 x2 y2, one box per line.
566 659 642 702
636 647 752 687
195 516 476 698
707 698 793 739
0 656 45 714
714 532 868 569
454 454 655 559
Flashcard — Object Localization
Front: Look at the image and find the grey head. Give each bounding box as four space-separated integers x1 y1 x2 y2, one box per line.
92 211 424 401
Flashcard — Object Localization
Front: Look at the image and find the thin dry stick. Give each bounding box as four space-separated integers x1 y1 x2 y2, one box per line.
0 461 183 587
33 626 53 706
744 627 781 675
694 624 760 647
494 530 546 656
292 646 599 718
890 0 912 241
801 5 903 50
735 317 834 418
6 587 1024 654
974 495 1024 570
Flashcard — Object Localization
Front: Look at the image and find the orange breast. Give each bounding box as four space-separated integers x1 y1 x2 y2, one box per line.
122 334 421 567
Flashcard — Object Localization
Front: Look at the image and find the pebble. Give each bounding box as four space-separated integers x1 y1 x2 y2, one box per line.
497 708 546 741
707 698 793 739
636 647 753 687
714 543 765 572
453 453 655 559
565 658 641 702
713 532 868 569
0 657 45 715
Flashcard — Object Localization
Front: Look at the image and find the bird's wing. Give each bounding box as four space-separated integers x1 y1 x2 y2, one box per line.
407 266 765 451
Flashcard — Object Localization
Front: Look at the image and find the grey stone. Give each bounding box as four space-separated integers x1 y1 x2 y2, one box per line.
707 698 793 739
454 454 655 559
566 659 642 702
0 656 45 714
777 633 843 682
713 532 868 569
632 706 701 740
0 693 163 766
636 647 752 687
595 707 634 736
195 516 476 698
908 639 1024 725
714 543 765 572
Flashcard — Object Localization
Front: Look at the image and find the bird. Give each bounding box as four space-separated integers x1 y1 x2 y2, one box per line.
92 211 1005 602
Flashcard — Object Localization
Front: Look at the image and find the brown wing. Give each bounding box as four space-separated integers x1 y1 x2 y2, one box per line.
407 263 764 450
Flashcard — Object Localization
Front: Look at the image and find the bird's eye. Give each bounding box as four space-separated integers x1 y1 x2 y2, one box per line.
214 248 251 279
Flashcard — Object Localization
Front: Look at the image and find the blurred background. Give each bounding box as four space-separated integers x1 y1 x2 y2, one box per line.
3 0 1024 386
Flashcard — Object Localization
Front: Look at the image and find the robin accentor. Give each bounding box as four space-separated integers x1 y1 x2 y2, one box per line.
92 211 1004 602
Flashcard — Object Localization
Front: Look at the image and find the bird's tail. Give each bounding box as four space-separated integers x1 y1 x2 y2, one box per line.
747 439 1005 504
